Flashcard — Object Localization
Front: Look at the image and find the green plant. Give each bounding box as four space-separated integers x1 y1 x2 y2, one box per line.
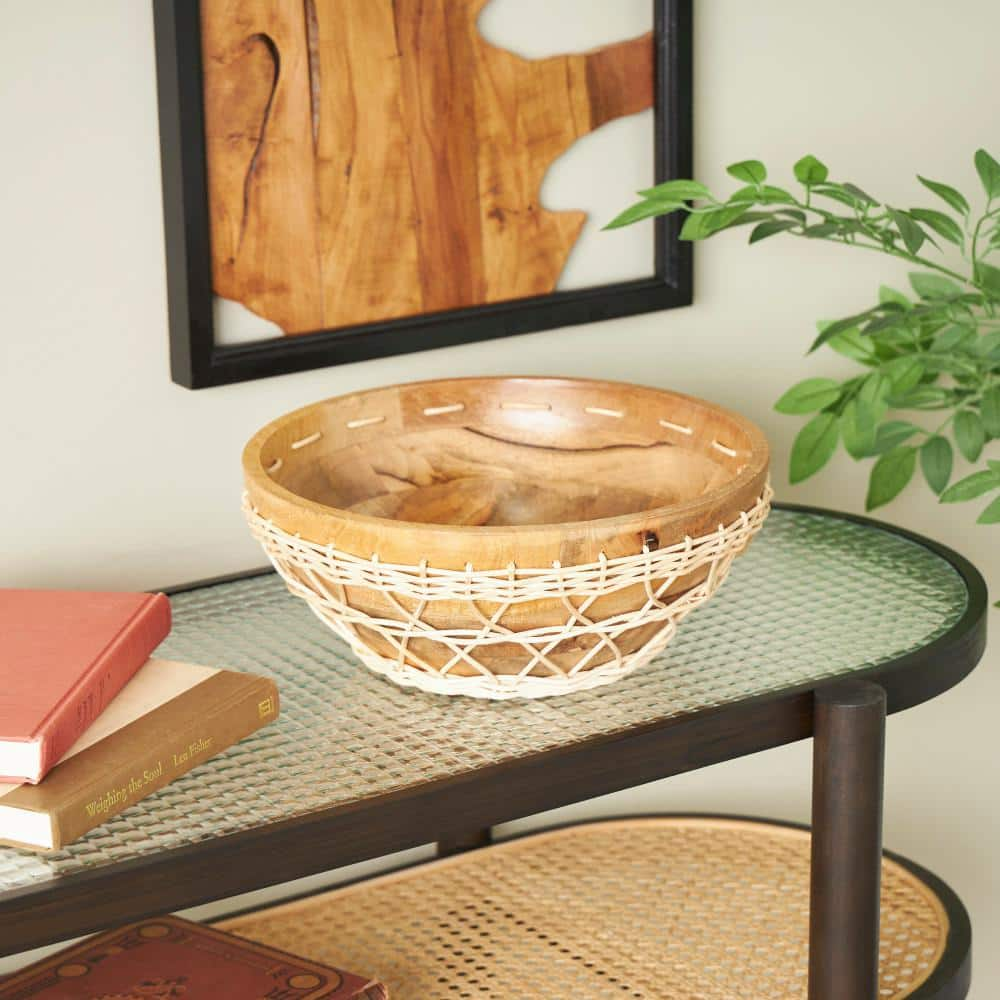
607 151 1000 544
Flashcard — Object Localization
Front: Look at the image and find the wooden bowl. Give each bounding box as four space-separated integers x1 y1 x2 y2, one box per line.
243 377 770 697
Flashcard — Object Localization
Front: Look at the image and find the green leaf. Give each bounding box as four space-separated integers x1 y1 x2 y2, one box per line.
637 180 712 202
727 160 767 185
811 185 861 209
917 175 969 216
879 285 912 309
940 469 1000 503
931 324 976 353
921 355 977 378
951 291 986 308
730 184 795 205
840 400 876 459
756 185 796 204
876 299 908 313
812 183 879 211
857 372 889 418
749 219 799 244
794 154 829 185
973 330 1000 359
789 413 839 484
982 387 1000 439
725 211 776 229
809 309 879 352
803 222 842 238
866 446 916 511
679 203 751 240
978 495 1000 524
891 385 953 409
776 208 807 223
841 182 879 205
774 378 842 415
954 410 986 462
908 208 964 246
827 327 878 365
862 311 909 336
678 210 715 240
889 210 925 254
920 436 953 494
974 260 1000 298
882 356 924 394
974 148 1000 199
873 420 921 455
604 200 680 230
908 272 963 301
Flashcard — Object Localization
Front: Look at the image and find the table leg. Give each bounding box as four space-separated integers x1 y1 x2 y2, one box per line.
808 680 887 1000
437 827 493 858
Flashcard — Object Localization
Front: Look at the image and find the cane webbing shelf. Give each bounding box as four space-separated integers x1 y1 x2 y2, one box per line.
219 817 969 1000
0 506 985 957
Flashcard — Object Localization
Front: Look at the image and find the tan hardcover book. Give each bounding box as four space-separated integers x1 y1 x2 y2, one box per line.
0 659 279 851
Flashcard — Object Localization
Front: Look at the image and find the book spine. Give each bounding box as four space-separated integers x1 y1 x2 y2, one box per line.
35 594 171 782
51 675 278 848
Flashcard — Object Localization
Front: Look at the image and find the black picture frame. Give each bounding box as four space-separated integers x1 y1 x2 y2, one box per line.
153 0 693 389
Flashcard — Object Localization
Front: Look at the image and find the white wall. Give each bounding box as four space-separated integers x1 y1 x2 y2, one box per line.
1 1 997 993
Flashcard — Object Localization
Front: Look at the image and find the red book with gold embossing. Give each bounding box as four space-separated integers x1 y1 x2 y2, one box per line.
0 916 387 999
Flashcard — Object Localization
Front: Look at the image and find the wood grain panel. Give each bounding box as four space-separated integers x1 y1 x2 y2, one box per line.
201 1 323 332
200 0 654 335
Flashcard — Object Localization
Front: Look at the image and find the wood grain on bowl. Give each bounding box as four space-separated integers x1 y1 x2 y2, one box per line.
243 377 769 681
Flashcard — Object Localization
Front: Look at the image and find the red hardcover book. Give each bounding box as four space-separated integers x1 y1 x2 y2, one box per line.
0 590 171 783
0 916 388 999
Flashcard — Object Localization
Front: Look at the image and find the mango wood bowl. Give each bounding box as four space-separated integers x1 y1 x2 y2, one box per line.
242 377 770 699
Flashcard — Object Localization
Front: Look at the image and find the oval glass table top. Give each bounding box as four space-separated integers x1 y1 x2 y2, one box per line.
0 508 975 891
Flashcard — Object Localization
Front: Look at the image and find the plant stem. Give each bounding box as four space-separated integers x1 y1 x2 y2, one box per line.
970 200 993 274
786 228 973 288
775 196 976 287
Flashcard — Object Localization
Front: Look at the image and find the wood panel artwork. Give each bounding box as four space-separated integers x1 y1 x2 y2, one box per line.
200 0 654 334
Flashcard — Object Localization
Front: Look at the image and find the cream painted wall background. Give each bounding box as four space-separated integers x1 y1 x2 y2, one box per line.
1 0 997 991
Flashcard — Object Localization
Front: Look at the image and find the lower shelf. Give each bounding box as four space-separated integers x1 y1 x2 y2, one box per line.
216 816 970 1000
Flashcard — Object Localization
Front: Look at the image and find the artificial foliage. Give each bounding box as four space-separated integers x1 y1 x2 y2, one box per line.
607 151 1000 537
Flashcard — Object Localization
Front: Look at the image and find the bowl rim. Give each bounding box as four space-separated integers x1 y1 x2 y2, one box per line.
242 375 770 539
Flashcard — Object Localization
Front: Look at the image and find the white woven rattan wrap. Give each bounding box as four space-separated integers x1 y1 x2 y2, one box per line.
243 485 772 699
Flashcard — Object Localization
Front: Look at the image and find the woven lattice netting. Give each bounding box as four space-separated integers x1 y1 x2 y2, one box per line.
220 819 948 1000
244 489 772 698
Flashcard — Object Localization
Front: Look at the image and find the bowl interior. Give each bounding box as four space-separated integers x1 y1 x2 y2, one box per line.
255 378 764 528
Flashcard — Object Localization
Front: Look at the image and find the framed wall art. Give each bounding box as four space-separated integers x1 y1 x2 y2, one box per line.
153 0 693 388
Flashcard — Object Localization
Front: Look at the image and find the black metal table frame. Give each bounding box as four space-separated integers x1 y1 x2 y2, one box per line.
0 504 988 999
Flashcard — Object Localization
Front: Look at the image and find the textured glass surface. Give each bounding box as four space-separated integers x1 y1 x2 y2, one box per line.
0 510 967 891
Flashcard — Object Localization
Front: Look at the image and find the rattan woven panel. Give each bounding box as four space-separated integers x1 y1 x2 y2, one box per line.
0 511 966 890
219 818 948 1000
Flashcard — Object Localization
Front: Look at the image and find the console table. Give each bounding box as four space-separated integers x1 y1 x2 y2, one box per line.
0 505 986 998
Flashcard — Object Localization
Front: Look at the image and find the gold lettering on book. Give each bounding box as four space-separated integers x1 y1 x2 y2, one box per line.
84 785 128 818
82 734 218 822
258 695 275 719
127 760 164 796
83 761 165 818
171 736 214 768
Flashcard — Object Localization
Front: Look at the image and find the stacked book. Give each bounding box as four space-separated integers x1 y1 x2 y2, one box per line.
0 589 279 851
